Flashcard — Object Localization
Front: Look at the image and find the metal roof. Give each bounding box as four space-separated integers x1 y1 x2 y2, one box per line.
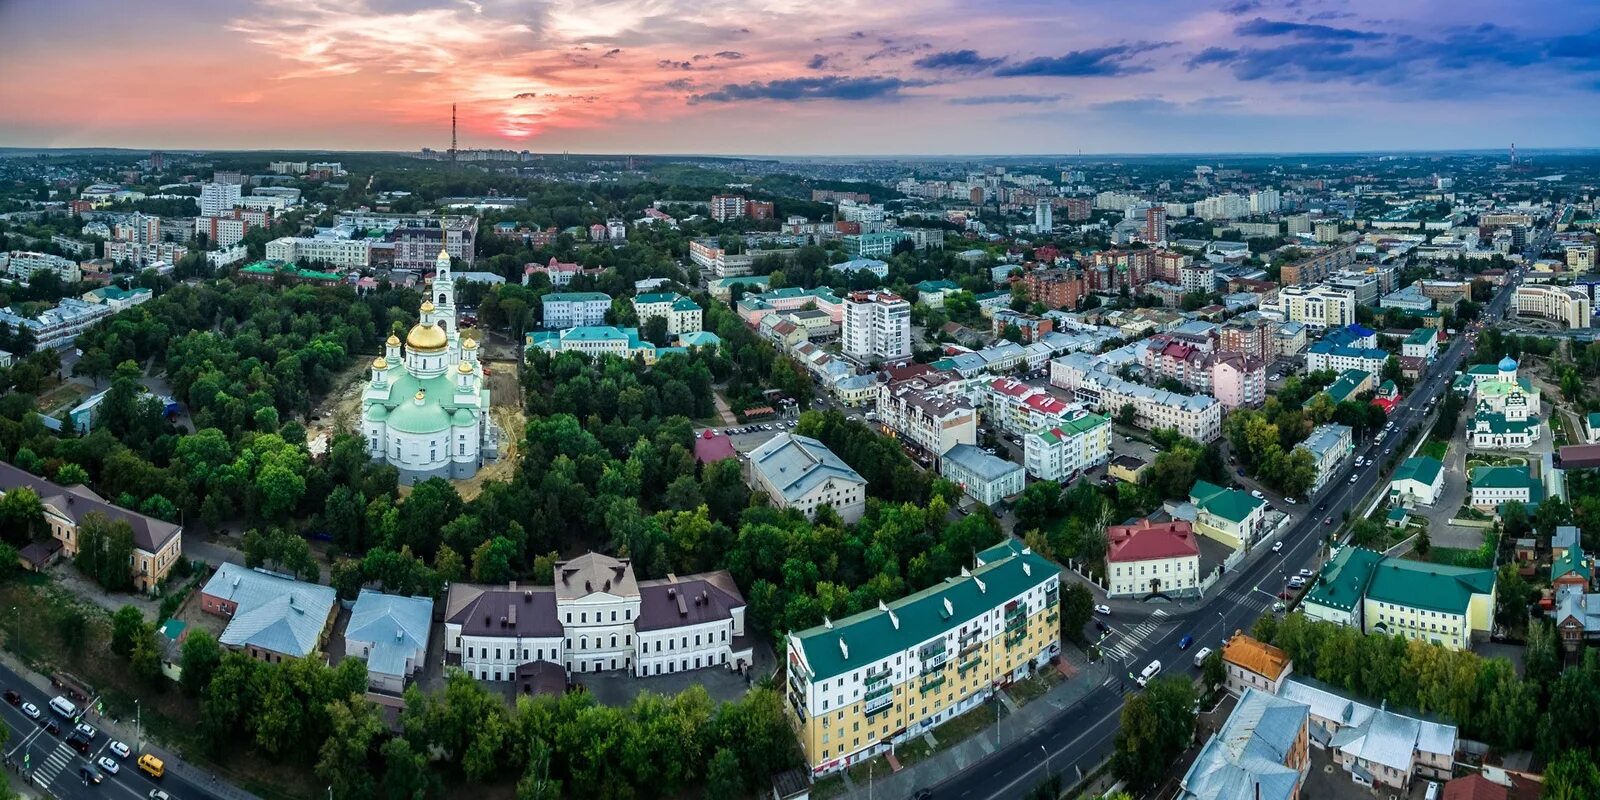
204 564 337 658
346 590 433 678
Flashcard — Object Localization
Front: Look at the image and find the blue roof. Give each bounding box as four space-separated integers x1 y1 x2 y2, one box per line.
1498 355 1518 372
346 589 433 679
203 564 336 658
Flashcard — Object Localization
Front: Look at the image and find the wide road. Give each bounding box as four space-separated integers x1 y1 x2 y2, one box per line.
0 659 223 800
930 244 1531 800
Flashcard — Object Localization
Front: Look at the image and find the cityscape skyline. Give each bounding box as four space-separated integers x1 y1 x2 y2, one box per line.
3 0 1600 155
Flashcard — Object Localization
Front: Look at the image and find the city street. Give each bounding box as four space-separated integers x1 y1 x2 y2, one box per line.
0 659 228 800
917 238 1529 800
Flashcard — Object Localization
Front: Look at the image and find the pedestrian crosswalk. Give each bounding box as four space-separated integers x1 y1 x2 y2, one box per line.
1215 584 1275 618
34 741 75 787
1102 618 1165 662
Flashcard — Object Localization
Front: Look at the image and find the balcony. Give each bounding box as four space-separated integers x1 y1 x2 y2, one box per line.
919 674 946 695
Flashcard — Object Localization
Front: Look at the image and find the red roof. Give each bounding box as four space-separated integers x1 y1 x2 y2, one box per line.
1371 396 1398 414
1159 341 1195 360
1107 519 1199 563
1442 775 1508 800
1023 393 1068 414
693 431 737 464
990 378 1032 397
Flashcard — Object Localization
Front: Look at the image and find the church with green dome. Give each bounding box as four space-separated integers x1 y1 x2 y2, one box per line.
362 249 498 484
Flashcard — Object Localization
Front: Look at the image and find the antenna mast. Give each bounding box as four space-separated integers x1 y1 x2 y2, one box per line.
451 104 458 163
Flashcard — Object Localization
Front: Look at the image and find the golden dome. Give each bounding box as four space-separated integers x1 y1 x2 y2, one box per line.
421 300 436 314
457 362 473 374
462 337 478 350
413 390 426 403
372 356 388 370
386 334 400 347
406 322 448 351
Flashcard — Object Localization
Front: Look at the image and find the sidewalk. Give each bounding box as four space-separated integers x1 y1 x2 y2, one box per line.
832 652 1111 800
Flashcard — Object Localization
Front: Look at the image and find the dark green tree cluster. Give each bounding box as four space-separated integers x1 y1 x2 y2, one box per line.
794 410 934 504
1112 676 1196 791
1249 614 1599 757
76 512 137 592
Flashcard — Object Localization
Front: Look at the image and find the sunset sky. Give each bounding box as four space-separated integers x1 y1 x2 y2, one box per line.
3 0 1599 155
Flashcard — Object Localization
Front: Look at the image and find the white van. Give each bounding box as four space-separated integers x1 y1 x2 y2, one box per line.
1192 647 1213 668
49 696 78 718
1424 780 1440 800
1137 660 1163 687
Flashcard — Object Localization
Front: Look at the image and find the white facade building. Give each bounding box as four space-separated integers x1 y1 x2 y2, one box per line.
842 290 912 363
748 433 868 523
198 182 242 217
1514 284 1591 329
264 236 372 268
632 292 703 336
1281 285 1357 330
361 250 495 484
2 251 80 283
1023 410 1112 481
541 292 612 329
940 444 1024 505
875 379 978 458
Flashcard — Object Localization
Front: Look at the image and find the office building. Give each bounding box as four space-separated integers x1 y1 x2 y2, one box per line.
1106 519 1200 598
444 551 751 681
264 236 370 268
632 292 702 336
842 290 912 362
0 461 183 594
875 378 977 458
1034 199 1053 233
939 444 1024 506
1513 284 1591 329
1281 285 1357 330
526 326 664 363
1302 547 1495 651
1294 423 1353 494
0 298 113 349
1190 480 1268 549
540 292 612 329
1390 456 1445 508
785 540 1060 776
1023 410 1112 481
345 590 433 693
749 434 868 523
390 216 479 270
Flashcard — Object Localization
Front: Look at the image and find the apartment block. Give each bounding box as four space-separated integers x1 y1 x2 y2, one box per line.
632 292 703 336
785 541 1060 777
1281 285 1357 330
1022 410 1112 481
842 290 912 362
874 379 978 458
541 292 613 329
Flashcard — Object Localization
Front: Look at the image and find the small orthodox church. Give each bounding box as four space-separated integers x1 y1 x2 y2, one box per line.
362 249 497 484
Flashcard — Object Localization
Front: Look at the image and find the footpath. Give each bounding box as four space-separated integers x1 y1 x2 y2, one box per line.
0 648 263 800
832 653 1112 800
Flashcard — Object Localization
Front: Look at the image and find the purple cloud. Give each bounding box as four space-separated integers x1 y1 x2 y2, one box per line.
994 43 1172 78
1235 17 1383 41
690 75 921 103
913 49 1005 72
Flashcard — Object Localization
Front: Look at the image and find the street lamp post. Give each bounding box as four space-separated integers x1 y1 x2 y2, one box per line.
1040 744 1051 782
135 699 141 752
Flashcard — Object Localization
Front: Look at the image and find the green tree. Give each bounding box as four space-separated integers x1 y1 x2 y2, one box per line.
1544 749 1600 800
1112 676 1196 791
318 697 384 800
382 738 436 800
0 487 43 544
1060 583 1095 643
1202 648 1226 690
470 536 518 584
1116 403 1137 427
181 629 223 696
110 605 145 657
53 463 90 486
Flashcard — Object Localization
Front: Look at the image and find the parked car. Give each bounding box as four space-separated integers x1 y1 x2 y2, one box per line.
1250 489 1265 500
1298 569 1314 578
1271 541 1284 553
1094 604 1111 615
108 741 131 759
97 756 120 775
1285 497 1297 505
1288 577 1306 589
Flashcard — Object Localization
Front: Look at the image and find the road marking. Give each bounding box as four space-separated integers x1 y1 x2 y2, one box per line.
1151 609 1168 618
35 740 75 786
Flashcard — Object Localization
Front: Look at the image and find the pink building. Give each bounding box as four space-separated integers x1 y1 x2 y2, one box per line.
1209 352 1267 410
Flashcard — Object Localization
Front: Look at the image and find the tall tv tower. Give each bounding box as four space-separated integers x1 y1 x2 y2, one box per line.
1509 142 1517 165
450 104 458 163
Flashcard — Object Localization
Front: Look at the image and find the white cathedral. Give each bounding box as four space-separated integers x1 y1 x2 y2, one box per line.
362 249 498 484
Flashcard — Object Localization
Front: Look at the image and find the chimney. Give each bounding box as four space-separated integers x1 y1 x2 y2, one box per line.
524 590 532 603
604 578 611 592
585 580 591 592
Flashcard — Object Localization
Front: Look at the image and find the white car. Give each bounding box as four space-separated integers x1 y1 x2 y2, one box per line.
1285 497 1297 505
74 722 97 740
1354 457 1365 467
1349 473 1359 484
20 702 39 719
1271 541 1284 553
108 741 130 759
97 756 119 775
1250 490 1265 500
149 791 171 800
1298 569 1315 578
1094 604 1112 615
1287 577 1306 589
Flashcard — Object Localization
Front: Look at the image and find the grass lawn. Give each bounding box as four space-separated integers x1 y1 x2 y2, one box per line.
1421 439 1450 460
1006 668 1064 705
35 382 90 415
1466 455 1526 471
1410 545 1492 568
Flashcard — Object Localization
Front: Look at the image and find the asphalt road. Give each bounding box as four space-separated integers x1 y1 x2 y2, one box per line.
0 660 219 800
927 250 1529 800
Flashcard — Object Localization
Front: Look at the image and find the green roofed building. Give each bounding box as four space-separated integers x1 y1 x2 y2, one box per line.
1552 546 1591 587
1189 479 1268 549
1389 456 1445 507
1469 465 1543 513
1303 546 1495 650
1322 369 1374 404
784 539 1061 776
237 259 344 286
